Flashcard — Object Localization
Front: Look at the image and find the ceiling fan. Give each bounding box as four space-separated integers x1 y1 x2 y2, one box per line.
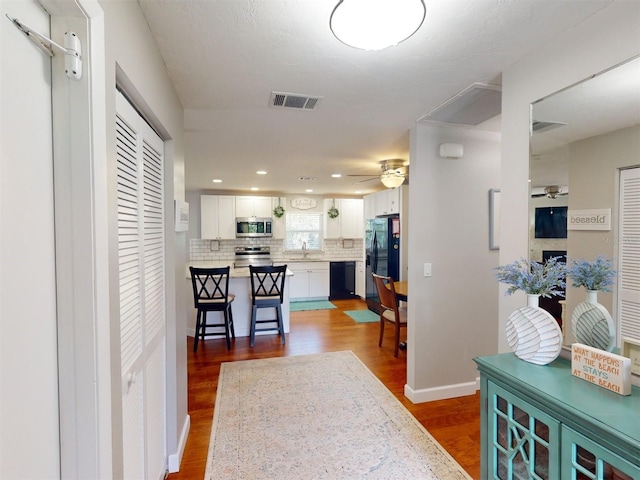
531 185 569 199
348 159 409 188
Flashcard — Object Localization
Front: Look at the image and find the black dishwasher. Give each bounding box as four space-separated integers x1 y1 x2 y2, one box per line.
329 261 357 300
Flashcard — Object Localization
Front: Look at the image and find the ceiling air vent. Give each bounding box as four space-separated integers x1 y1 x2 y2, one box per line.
418 83 502 126
531 120 568 134
270 91 323 111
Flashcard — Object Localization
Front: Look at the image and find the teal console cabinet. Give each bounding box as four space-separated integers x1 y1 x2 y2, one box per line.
474 353 639 480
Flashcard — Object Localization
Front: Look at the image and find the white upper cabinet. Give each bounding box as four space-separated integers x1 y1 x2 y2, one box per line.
374 188 400 216
323 198 363 239
235 196 273 217
200 195 236 239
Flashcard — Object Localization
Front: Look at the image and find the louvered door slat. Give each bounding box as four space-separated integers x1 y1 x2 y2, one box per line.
618 169 640 343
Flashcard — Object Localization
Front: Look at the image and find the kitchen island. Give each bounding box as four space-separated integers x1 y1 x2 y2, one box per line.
186 262 293 340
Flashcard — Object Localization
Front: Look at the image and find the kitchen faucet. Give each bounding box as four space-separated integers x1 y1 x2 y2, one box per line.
302 241 308 258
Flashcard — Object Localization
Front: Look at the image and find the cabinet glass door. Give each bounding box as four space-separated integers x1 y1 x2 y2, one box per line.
488 382 560 479
561 427 638 480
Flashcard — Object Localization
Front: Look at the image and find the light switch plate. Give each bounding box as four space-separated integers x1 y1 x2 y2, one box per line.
424 263 432 277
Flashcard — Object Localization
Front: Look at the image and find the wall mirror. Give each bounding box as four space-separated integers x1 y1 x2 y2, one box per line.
529 56 640 350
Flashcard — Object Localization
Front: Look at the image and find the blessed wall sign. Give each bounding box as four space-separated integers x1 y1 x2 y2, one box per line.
290 197 317 210
567 208 611 231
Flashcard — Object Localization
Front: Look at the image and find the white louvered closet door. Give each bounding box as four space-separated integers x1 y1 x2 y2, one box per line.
116 90 166 480
618 167 640 345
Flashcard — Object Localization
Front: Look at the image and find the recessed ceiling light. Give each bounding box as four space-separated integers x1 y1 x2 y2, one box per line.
212 179 222 183
331 173 342 178
355 190 362 194
306 189 313 193
256 170 267 175
251 187 259 191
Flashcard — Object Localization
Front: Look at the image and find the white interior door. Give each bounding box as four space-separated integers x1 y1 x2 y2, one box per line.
617 167 640 345
116 90 166 479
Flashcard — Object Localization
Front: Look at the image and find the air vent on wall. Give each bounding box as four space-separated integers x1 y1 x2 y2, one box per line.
270 91 323 111
418 83 502 126
531 120 568 134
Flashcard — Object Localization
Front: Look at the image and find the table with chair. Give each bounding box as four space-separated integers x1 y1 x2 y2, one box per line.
372 273 408 357
187 263 293 350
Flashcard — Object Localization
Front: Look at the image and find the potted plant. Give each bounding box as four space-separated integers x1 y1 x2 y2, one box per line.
567 256 617 303
494 257 567 365
495 256 566 306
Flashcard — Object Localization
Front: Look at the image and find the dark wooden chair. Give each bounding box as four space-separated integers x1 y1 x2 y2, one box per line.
372 273 407 357
249 264 287 347
189 266 235 351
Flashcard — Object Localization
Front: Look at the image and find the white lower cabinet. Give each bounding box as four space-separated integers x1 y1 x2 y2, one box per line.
289 262 329 300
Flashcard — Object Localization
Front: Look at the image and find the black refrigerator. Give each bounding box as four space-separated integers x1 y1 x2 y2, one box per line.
365 214 400 313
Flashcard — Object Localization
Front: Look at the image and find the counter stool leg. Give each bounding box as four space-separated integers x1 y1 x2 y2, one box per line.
250 305 257 347
194 309 202 352
277 305 285 345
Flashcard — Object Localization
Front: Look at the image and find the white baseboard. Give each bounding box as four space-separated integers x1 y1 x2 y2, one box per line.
404 379 478 403
167 414 190 473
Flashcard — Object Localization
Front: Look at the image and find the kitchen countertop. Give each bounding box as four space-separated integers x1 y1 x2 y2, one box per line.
187 261 294 279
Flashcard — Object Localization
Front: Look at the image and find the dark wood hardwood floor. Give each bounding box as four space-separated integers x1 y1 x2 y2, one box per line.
168 298 481 479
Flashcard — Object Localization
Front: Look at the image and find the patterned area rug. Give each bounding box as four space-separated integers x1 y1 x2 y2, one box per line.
289 300 337 311
205 351 471 479
345 309 380 323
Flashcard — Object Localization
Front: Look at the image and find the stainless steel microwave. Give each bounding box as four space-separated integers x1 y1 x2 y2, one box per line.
235 217 273 238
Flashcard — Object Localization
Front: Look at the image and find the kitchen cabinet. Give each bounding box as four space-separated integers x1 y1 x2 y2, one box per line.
288 262 329 300
271 197 287 239
374 188 400 216
235 196 273 218
475 353 639 480
200 195 236 239
356 261 365 298
323 198 364 239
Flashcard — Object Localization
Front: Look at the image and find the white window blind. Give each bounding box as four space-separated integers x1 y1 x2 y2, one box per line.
285 212 322 251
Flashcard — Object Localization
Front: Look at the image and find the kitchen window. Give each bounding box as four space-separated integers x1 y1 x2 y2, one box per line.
285 213 322 251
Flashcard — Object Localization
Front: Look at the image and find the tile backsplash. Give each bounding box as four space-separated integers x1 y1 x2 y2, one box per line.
189 238 364 263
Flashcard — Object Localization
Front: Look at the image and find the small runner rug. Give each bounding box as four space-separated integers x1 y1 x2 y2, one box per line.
205 351 471 479
345 308 380 323
289 300 337 311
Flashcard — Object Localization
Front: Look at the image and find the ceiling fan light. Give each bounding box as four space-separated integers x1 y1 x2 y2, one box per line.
380 169 405 188
330 0 426 51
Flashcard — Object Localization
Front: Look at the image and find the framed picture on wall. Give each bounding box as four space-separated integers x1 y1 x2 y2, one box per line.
489 188 500 250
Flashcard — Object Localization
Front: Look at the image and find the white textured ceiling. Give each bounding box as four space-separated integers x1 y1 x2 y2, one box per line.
138 0 614 196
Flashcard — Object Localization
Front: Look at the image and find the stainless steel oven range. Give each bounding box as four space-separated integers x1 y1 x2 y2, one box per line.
233 246 273 268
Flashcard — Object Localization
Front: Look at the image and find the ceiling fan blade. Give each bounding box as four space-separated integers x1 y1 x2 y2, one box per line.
351 177 379 184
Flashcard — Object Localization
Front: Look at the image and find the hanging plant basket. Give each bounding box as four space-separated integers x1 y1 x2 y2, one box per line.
327 206 339 219
273 205 285 218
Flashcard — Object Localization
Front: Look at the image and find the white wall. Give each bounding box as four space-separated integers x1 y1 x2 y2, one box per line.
406 125 500 401
98 0 187 473
500 1 640 352
0 1 60 477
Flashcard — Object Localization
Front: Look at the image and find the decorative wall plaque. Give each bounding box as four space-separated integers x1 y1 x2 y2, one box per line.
290 197 317 210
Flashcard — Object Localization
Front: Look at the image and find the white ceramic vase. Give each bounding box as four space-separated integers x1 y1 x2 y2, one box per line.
571 289 615 351
506 294 563 365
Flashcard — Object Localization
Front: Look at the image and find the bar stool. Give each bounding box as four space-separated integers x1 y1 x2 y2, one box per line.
189 266 235 352
249 264 287 347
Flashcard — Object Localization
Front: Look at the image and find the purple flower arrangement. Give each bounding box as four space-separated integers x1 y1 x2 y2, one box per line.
567 256 617 292
495 257 566 298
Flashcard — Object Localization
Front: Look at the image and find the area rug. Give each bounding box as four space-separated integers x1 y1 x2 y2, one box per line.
289 300 337 311
205 351 471 479
345 308 380 323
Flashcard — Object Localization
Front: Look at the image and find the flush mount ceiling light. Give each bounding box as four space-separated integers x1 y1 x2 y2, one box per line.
380 169 406 188
330 0 426 51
